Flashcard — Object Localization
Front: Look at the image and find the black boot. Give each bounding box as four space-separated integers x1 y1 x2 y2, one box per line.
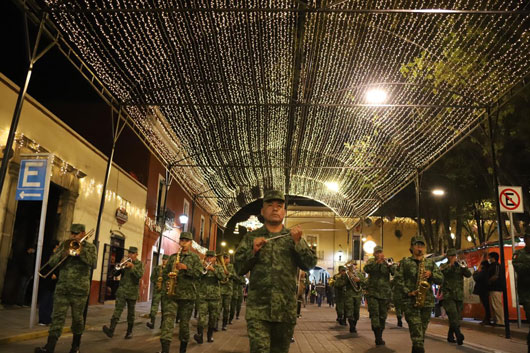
213 320 219 332
102 318 117 338
397 316 403 327
447 327 455 343
179 340 188 353
348 319 356 333
35 335 58 353
373 327 385 346
340 316 347 326
124 323 133 339
194 326 204 344
146 316 155 329
222 318 227 331
454 327 464 345
158 339 170 353
207 327 214 343
69 334 81 353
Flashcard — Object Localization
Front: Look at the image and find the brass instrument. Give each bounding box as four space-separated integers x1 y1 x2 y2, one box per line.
202 260 213 275
218 255 230 284
414 257 431 308
345 260 362 292
458 259 468 269
166 250 182 296
115 257 132 271
385 257 394 266
155 259 167 291
38 229 94 278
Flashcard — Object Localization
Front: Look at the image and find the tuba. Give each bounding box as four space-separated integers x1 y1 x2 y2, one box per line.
166 250 181 296
345 260 362 292
414 257 431 308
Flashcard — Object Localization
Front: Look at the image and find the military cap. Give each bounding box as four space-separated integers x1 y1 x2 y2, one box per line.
128 246 138 254
180 232 193 241
446 248 457 256
162 254 169 260
70 223 86 233
206 250 216 257
338 265 346 271
263 190 285 203
373 246 383 253
410 235 426 246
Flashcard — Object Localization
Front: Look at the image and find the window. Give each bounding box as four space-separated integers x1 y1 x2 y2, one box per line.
199 216 205 245
306 234 318 251
183 199 190 232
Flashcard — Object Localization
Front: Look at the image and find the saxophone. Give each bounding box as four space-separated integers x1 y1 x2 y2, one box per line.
414 257 431 308
155 263 164 291
218 255 230 284
166 250 181 296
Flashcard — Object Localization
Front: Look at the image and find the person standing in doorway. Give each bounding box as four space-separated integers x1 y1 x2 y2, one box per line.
513 232 530 353
147 254 169 329
487 252 505 326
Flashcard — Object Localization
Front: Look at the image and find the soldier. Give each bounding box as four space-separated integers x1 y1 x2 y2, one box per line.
194 251 226 344
147 254 169 329
103 246 145 339
230 273 245 324
159 232 202 353
335 262 366 334
35 224 97 353
395 235 443 353
391 276 403 327
334 266 347 325
235 190 317 353
296 271 308 318
219 253 235 330
364 246 394 345
440 248 471 345
512 232 530 353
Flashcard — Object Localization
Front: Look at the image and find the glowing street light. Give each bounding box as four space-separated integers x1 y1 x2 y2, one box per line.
450 233 456 240
325 181 339 192
228 249 234 255
363 240 377 254
221 241 227 247
365 88 388 104
179 214 189 224
432 189 445 196
467 235 473 242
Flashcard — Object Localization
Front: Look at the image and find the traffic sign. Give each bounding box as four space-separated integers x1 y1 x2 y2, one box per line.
498 186 524 213
16 159 49 201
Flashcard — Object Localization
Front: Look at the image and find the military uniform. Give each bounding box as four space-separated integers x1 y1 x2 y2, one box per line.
35 224 97 353
391 277 403 327
219 258 235 330
103 246 145 339
364 247 394 345
235 190 317 353
440 248 471 345
512 238 530 352
194 250 226 344
395 236 443 353
159 232 202 353
230 273 246 323
334 265 366 333
147 254 169 329
333 269 346 325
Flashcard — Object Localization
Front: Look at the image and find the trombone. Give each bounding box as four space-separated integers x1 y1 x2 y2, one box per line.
38 229 95 278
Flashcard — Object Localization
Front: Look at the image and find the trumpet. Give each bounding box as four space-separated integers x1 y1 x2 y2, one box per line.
202 260 213 275
38 229 94 278
385 257 394 266
115 257 132 271
458 259 468 269
345 260 362 292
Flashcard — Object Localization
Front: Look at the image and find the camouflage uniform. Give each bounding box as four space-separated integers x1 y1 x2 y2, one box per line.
512 240 530 351
219 259 235 330
395 236 443 353
391 277 403 326
159 234 202 353
440 248 471 345
364 249 395 345
333 270 346 325
147 254 169 329
230 274 246 323
334 267 366 333
36 224 97 353
235 224 317 353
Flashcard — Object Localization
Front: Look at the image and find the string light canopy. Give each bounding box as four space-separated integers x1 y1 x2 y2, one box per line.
37 0 530 226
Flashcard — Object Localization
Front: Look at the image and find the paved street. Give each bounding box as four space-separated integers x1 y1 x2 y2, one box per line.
0 302 526 353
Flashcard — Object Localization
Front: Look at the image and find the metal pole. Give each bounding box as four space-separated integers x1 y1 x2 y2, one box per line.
488 108 511 339
29 154 52 328
508 212 522 328
415 170 421 235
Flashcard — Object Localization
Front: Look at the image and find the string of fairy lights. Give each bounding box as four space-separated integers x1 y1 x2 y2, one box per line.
43 0 530 226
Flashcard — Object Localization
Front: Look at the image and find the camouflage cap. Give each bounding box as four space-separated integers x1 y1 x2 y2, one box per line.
263 190 285 203
338 265 346 271
446 248 457 256
206 250 216 257
162 254 169 260
180 232 193 241
128 246 138 254
410 235 426 246
70 223 85 233
373 246 383 253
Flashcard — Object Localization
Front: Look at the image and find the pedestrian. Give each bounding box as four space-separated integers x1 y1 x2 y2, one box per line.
102 246 145 339
512 232 530 353
38 241 60 326
326 281 334 308
146 254 169 329
364 246 394 345
219 253 235 331
487 252 505 326
334 266 347 325
158 232 202 353
440 248 472 345
194 251 226 344
473 259 490 324
335 262 366 334
315 281 326 307
391 276 403 327
235 190 317 353
34 224 97 353
394 235 444 353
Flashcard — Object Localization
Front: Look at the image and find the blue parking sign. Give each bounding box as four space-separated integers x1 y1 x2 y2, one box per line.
16 159 48 201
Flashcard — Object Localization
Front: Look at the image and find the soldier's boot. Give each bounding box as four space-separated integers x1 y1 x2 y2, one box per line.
34 335 58 353
69 333 81 353
158 339 170 353
194 326 204 344
397 316 403 327
447 327 456 343
207 327 214 343
146 316 155 329
102 318 117 338
124 323 133 339
373 327 385 346
179 340 188 353
348 319 356 333
454 327 464 345
213 320 219 332
222 318 228 331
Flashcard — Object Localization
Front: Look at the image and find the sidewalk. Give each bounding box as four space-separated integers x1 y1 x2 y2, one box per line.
0 301 152 345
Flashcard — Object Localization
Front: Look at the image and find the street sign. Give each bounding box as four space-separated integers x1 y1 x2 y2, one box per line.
16 159 48 201
498 186 524 213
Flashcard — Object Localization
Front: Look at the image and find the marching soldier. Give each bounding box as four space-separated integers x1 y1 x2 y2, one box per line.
335 262 366 334
235 190 317 353
513 232 530 353
147 254 169 329
35 224 97 353
103 246 145 339
194 251 226 344
395 235 443 353
440 248 471 345
391 276 404 327
364 246 394 345
159 232 202 353
230 273 246 324
296 271 308 318
334 266 347 325
219 254 235 331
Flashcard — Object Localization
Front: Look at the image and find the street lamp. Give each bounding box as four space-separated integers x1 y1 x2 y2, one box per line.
221 241 227 247
325 181 339 192
432 189 445 196
179 214 189 224
365 88 388 104
228 249 234 255
363 240 377 254
337 245 343 262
